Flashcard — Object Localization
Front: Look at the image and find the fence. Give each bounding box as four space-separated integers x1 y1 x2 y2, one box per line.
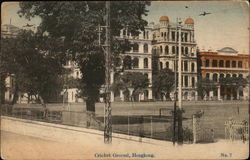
1 104 219 143
192 115 215 143
225 119 249 143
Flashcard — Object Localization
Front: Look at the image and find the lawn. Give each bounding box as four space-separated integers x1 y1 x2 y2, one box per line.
12 101 248 140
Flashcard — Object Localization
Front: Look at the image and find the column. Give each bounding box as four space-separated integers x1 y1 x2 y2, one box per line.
195 91 198 101
110 91 114 102
237 88 240 100
139 57 143 69
218 87 221 100
120 90 124 101
169 30 172 41
209 91 213 100
110 71 114 84
148 89 153 99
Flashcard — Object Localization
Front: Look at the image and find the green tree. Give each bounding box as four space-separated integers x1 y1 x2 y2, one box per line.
196 77 217 100
18 1 151 112
152 68 175 101
111 72 149 102
1 30 65 110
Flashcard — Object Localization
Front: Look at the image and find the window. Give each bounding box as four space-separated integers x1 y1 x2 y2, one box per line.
133 57 139 68
192 77 195 87
213 74 218 82
176 46 179 54
206 73 210 79
160 62 163 70
226 60 230 68
232 61 236 68
123 56 132 69
172 46 175 54
226 74 230 78
239 74 243 78
144 58 148 68
219 60 224 67
191 63 195 72
172 32 175 41
165 46 169 55
232 74 237 77
123 30 126 36
185 47 188 54
161 32 163 37
212 60 217 67
166 62 169 69
184 76 188 87
205 60 210 67
184 61 188 71
219 74 224 79
238 61 242 68
181 47 184 54
160 46 163 54
144 44 148 53
133 43 139 52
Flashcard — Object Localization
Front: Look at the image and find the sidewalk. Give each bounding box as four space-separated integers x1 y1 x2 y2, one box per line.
1 131 248 160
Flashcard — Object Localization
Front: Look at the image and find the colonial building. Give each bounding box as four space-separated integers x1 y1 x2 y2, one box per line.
151 16 198 100
108 25 154 102
198 47 249 100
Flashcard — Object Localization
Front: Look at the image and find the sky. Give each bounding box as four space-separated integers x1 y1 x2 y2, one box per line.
1 1 249 54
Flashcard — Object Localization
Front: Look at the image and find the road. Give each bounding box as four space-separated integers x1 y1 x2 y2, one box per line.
1 131 248 159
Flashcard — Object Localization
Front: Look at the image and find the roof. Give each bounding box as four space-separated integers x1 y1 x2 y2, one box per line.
159 16 169 22
217 47 238 54
185 18 194 24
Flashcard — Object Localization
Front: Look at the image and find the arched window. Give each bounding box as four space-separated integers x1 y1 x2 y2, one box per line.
160 46 163 54
172 46 175 54
184 76 188 87
219 60 224 67
123 30 126 36
206 73 210 79
184 61 188 71
165 46 169 55
239 74 243 78
191 63 195 72
176 46 179 54
133 43 139 52
213 74 218 82
238 61 242 68
232 61 236 68
160 62 163 70
166 61 169 69
205 60 210 67
226 74 231 78
123 56 132 69
115 57 122 67
132 57 139 68
212 60 217 67
185 47 188 54
144 44 148 53
181 47 184 54
192 77 195 87
144 58 148 68
232 74 237 77
219 74 224 79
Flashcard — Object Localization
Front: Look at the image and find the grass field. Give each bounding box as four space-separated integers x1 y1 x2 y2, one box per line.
13 101 249 140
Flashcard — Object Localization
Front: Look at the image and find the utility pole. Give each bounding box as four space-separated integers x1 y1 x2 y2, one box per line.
177 18 183 144
173 18 178 145
104 1 112 144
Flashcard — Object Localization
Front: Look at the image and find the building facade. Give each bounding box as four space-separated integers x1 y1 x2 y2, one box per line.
151 16 198 101
198 47 249 100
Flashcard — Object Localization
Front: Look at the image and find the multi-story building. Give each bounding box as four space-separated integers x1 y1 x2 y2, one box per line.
151 16 198 100
198 47 249 100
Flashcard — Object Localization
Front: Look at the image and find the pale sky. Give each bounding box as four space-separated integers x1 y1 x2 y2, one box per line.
1 1 249 54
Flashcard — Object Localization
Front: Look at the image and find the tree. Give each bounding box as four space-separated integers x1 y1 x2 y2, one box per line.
152 68 175 101
18 1 151 112
219 77 248 89
196 77 217 100
1 30 65 110
111 72 149 102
